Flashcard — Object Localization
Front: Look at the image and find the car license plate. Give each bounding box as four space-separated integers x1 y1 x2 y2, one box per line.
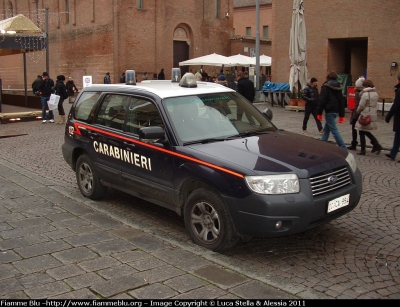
327 194 350 213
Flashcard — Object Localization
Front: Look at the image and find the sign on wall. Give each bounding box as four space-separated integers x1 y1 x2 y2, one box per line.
83 76 92 88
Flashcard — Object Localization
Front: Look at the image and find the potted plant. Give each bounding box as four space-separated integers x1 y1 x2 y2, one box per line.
297 89 306 107
289 90 298 106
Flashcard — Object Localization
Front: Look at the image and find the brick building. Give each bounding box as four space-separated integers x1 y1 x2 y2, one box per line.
272 0 399 100
0 0 234 89
231 0 272 76
2 0 398 100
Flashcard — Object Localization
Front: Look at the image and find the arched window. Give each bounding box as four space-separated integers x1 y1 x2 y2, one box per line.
7 1 14 17
66 0 70 23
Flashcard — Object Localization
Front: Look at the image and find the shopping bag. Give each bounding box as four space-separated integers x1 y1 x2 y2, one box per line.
48 94 60 110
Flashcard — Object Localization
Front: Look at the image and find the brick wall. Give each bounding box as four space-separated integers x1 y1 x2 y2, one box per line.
0 0 233 89
272 0 400 99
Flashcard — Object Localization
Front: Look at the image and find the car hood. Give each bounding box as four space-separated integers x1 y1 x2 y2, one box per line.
185 130 349 177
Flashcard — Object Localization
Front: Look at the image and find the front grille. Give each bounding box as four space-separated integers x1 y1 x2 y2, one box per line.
310 166 351 196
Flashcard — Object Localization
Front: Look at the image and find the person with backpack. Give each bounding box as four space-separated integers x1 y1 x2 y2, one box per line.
54 75 69 124
37 72 55 123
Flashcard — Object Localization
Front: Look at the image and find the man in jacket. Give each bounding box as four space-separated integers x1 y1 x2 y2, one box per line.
157 68 165 80
237 71 255 103
31 75 42 96
317 71 347 150
37 72 55 123
302 77 323 134
237 71 255 123
119 72 126 83
385 73 400 162
104 72 111 84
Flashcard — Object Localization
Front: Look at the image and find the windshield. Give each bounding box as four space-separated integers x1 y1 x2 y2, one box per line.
164 92 277 143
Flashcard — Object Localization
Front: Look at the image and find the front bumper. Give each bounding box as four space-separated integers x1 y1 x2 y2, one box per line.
225 168 363 238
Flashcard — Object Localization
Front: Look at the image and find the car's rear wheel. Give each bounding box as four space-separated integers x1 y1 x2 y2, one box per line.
76 154 107 200
184 188 239 252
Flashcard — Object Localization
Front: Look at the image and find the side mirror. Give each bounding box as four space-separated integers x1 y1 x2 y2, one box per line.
138 126 165 143
263 108 273 120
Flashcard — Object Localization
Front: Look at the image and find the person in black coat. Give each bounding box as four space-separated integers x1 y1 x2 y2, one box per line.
237 71 255 103
55 75 68 124
31 75 42 96
157 68 165 80
385 73 400 161
66 77 78 104
37 72 55 123
236 71 255 123
301 77 323 134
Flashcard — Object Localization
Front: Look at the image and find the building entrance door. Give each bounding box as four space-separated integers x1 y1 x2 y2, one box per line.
174 41 189 75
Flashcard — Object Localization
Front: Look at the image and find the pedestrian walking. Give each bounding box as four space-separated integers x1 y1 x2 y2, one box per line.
354 79 382 155
301 77 323 135
317 71 347 150
142 72 148 81
152 73 158 80
104 72 111 84
54 75 68 124
347 76 365 150
37 72 55 123
66 77 78 104
157 68 165 80
385 73 400 162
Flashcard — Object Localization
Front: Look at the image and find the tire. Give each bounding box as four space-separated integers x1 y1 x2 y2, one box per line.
184 188 239 252
76 154 107 200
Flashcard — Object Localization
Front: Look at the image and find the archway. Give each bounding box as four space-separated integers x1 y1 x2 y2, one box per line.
173 26 191 75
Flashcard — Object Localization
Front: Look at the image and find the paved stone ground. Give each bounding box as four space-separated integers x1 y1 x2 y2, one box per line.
0 100 399 299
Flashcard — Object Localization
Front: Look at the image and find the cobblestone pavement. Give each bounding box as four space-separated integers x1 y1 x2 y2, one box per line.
0 100 399 299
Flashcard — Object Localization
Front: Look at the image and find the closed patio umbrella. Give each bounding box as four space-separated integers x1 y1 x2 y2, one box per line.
289 0 307 94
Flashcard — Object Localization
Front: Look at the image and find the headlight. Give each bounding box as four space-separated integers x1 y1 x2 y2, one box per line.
245 174 299 194
346 152 357 173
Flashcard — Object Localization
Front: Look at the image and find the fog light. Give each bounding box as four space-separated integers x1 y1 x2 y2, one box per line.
275 221 282 229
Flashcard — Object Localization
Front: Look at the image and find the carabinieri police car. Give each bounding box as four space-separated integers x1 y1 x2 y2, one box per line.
62 69 362 252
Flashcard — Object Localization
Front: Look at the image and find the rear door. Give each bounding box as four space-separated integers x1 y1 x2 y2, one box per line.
121 96 176 207
89 93 130 185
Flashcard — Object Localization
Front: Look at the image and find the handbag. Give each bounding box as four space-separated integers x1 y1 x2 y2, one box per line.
357 92 371 126
358 115 371 126
48 94 60 110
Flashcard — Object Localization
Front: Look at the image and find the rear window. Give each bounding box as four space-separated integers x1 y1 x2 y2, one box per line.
74 92 101 123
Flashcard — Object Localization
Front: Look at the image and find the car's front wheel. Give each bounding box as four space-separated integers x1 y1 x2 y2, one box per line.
184 188 239 252
76 154 107 200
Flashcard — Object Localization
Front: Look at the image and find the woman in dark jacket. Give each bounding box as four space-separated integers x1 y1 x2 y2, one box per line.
66 77 78 104
385 74 400 161
55 75 68 124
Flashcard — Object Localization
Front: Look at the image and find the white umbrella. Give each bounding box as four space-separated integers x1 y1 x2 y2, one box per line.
228 54 254 67
179 53 234 67
250 54 272 66
289 0 307 94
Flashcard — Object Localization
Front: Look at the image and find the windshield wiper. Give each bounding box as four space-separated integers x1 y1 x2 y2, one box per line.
239 130 274 137
183 135 241 145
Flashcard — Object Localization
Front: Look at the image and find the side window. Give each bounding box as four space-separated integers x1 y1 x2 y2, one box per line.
74 92 101 123
126 98 164 135
94 94 130 131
